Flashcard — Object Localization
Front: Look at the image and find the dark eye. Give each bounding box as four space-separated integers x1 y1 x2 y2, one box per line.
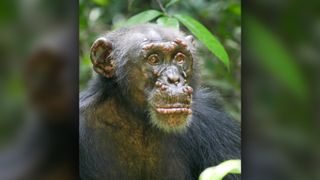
147 54 160 65
175 52 186 64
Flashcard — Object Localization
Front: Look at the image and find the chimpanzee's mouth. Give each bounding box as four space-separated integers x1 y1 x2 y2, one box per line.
149 93 193 131
148 77 194 116
155 104 192 114
151 89 193 115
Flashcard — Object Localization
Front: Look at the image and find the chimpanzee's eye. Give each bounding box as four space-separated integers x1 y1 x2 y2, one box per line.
147 54 160 65
174 52 186 64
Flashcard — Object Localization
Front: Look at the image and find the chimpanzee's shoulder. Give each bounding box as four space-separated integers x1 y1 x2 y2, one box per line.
192 88 240 136
182 88 241 159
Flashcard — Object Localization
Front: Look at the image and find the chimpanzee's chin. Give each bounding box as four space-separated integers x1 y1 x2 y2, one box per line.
148 91 193 132
149 107 192 133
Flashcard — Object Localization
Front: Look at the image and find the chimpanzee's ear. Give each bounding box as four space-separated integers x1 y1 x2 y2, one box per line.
185 35 195 47
90 37 115 78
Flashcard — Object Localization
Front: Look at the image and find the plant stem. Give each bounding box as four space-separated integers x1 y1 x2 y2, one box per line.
156 0 167 14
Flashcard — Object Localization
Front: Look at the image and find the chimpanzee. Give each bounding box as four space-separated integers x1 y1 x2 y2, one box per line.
80 24 240 180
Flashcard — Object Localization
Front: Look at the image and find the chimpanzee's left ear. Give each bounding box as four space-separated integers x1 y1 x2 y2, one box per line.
185 35 195 47
90 37 115 78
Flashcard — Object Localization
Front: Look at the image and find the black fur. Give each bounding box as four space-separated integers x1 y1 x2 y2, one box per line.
80 76 240 180
80 24 240 180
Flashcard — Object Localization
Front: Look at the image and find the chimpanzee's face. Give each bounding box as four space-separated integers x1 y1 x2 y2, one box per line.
124 37 195 132
90 25 196 132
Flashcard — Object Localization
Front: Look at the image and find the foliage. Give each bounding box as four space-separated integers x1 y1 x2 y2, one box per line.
174 14 230 69
123 10 162 26
199 159 241 180
79 0 241 121
121 8 230 69
246 16 307 101
156 16 179 29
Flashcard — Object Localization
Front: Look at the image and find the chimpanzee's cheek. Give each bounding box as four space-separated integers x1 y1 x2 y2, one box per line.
139 65 155 89
126 66 151 105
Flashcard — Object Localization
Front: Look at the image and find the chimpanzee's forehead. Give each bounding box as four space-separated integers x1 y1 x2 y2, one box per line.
127 25 186 43
109 24 190 55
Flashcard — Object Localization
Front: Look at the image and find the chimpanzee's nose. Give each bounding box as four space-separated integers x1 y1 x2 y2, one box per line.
166 67 181 85
168 74 180 84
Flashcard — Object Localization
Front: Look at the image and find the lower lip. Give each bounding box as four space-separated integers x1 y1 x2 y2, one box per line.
156 107 192 114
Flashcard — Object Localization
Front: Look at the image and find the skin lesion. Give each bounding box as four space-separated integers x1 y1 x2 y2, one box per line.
142 39 191 59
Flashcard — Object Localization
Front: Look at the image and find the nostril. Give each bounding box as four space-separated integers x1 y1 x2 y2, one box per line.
168 75 180 84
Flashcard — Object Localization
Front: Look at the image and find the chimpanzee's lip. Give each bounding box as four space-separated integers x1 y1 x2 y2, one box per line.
155 107 192 114
151 93 192 114
154 104 192 114
153 92 192 105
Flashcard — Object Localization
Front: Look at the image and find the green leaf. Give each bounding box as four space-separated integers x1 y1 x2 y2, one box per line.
228 4 241 16
246 16 308 101
174 14 230 69
156 16 179 29
165 0 180 8
82 54 91 66
199 160 241 180
92 0 109 6
123 10 162 27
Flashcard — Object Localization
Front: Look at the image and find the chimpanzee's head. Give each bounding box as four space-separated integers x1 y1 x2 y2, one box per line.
90 24 199 132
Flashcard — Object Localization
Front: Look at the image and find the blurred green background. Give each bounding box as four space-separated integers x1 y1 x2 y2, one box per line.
79 0 241 121
244 0 320 179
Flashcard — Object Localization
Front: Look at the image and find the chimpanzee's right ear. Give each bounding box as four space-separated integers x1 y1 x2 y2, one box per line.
90 37 115 78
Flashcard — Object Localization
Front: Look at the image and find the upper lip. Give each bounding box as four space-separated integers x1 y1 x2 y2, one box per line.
153 93 192 105
151 92 192 114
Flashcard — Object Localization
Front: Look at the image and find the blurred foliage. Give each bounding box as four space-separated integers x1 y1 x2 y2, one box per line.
244 0 320 179
246 16 308 102
199 159 241 180
79 0 241 121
